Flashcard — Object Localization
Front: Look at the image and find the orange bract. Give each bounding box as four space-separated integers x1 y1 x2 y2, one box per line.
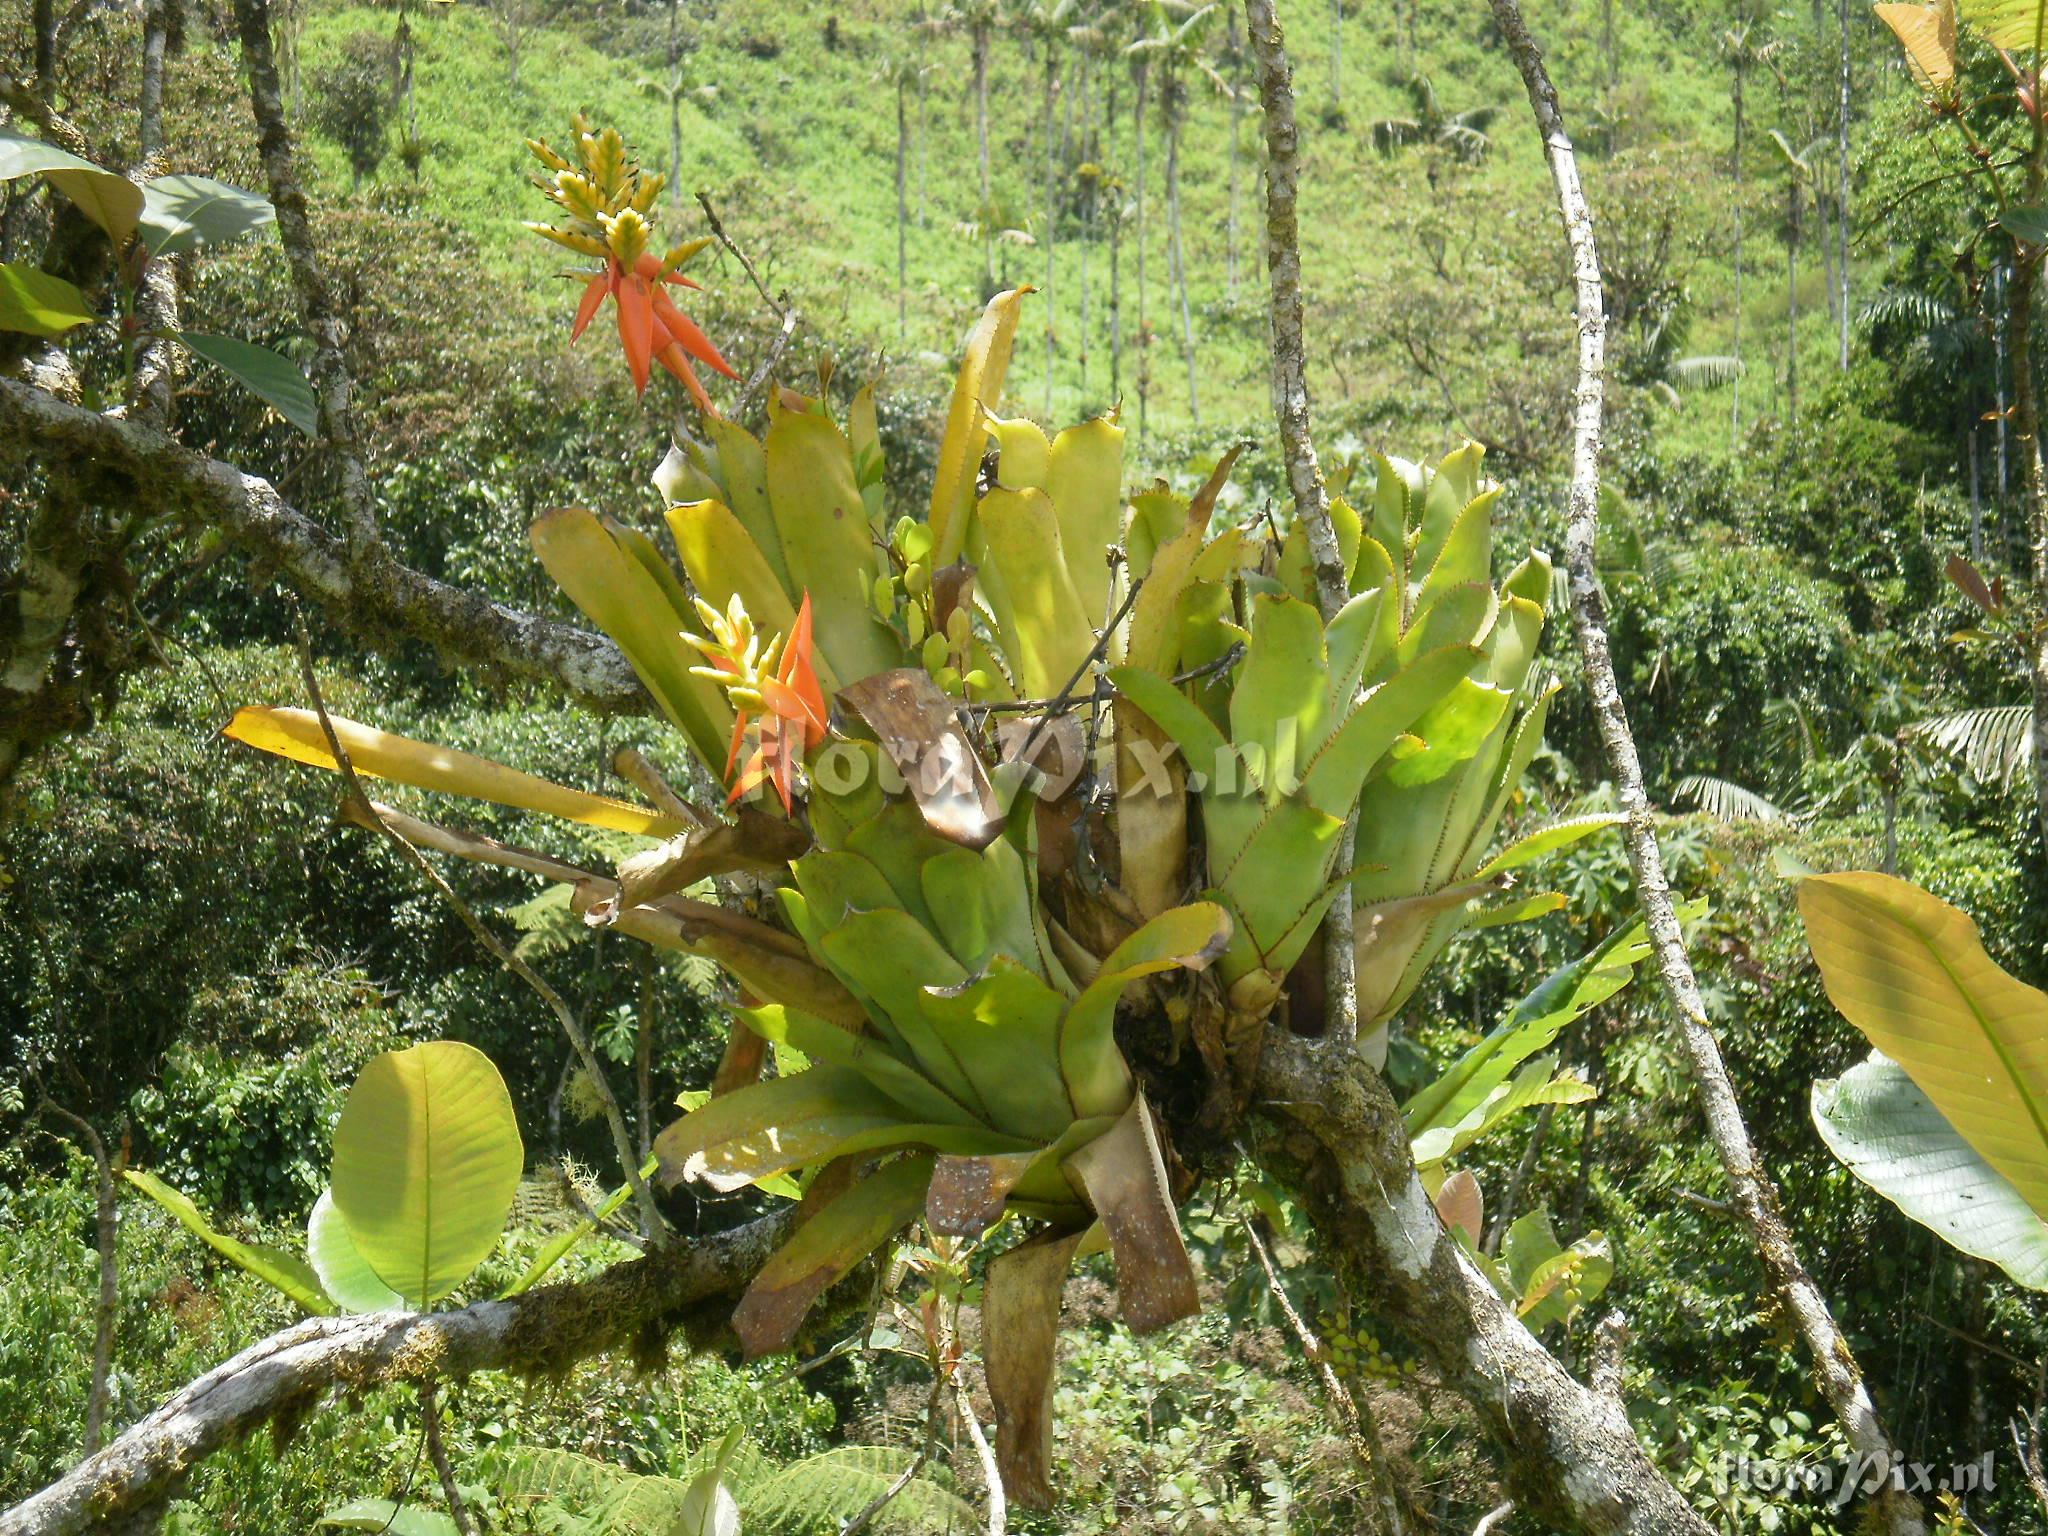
726 595 828 813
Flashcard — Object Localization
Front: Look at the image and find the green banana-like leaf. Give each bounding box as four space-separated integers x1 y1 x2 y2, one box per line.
530 508 734 773
655 1065 935 1191
1813 1056 2048 1290
1474 813 1627 878
307 1189 404 1313
1411 1055 1595 1167
330 1041 525 1307
124 1169 333 1314
732 1154 937 1357
1799 871 2048 1223
1958 0 2048 51
739 1003 984 1130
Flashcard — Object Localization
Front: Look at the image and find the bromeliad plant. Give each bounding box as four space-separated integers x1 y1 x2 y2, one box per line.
226 230 1621 1499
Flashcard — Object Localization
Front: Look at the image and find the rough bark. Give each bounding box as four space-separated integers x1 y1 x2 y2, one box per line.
1244 0 1357 1046
1254 1036 1712 1534
0 377 648 712
1485 2 1927 1530
0 1212 796 1536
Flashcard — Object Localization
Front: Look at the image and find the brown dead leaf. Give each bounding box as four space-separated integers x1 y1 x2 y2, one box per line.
983 1225 1086 1509
1061 1095 1199 1334
840 668 1002 849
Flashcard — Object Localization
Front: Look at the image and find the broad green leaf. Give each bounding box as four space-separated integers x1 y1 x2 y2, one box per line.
331 1041 525 1307
139 174 274 256
177 331 318 436
817 908 984 1112
703 416 792 591
1813 1056 2048 1290
123 1169 333 1314
531 508 735 772
921 963 1074 1143
307 1189 403 1313
2003 204 2048 246
931 289 1025 563
46 165 143 242
321 1500 461 1536
762 409 902 682
1229 595 1330 789
654 1066 910 1191
1045 416 1127 621
500 1157 657 1297
673 1426 744 1536
1473 813 1625 878
740 1003 983 1129
732 1154 935 1356
1381 678 1510 788
0 127 103 181
1411 1056 1595 1167
976 486 1097 698
1518 1231 1612 1332
1959 0 2048 52
223 706 687 838
1799 871 2048 1222
0 263 95 337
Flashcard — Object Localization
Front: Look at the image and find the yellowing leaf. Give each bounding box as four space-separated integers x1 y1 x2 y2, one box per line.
931 289 1026 564
1800 871 2048 1223
1876 0 1960 92
224 706 686 837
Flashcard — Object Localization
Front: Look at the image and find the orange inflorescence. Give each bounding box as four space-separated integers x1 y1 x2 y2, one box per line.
684 593 830 813
525 115 739 410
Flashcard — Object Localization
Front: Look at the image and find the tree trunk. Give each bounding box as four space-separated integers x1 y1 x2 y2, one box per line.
1045 49 1058 417
1493 0 1930 1524
1329 0 1340 106
1228 10 1244 297
1731 56 1744 451
1108 65 1123 401
1786 168 1799 422
1837 0 1853 370
1133 59 1150 438
1166 107 1200 425
897 77 909 340
976 20 995 299
666 0 683 191
917 31 930 229
2012 251 2048 841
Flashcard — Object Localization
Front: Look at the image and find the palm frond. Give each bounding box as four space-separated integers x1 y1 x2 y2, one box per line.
1668 354 1744 389
1907 704 2032 786
1858 286 1959 334
1673 774 1791 824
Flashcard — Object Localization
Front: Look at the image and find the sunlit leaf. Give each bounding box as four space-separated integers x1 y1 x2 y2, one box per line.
123 1169 333 1314
0 262 96 337
177 331 319 436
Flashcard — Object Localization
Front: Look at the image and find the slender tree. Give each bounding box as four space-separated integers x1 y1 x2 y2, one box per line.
1719 20 1770 450
879 53 924 340
1835 0 1852 369
1019 0 1077 415
954 0 1004 298
1127 25 1152 435
1224 5 1245 296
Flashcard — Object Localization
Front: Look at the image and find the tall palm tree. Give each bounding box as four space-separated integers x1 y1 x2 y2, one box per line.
1129 2 1216 426
1862 282 1996 558
1369 73 1497 169
1718 21 1777 451
877 52 926 340
911 5 952 229
951 0 1005 298
1018 0 1078 414
1125 15 1153 436
1220 5 1248 297
1766 129 1826 422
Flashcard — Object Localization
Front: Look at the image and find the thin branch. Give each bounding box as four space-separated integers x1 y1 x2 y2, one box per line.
1244 0 1357 1046
1241 1215 1406 1534
419 1383 477 1536
291 618 668 1241
0 377 647 712
953 1378 1006 1536
1471 1504 1515 1536
1483 2 1926 1532
232 0 379 555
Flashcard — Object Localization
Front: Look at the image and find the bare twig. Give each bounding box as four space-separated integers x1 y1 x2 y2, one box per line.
1241 1215 1406 1535
419 1383 477 1536
290 617 668 1242
1484 1 1925 1530
1244 0 1357 1046
953 1378 1006 1536
1471 1503 1515 1536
